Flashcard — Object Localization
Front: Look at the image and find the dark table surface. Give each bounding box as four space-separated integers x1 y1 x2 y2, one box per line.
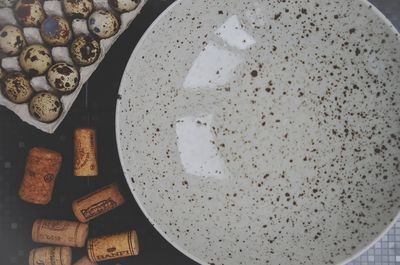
0 0 399 265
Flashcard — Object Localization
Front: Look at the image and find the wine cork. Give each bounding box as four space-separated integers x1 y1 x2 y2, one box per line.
19 147 62 205
74 256 98 265
72 183 125 222
87 229 139 262
32 219 89 247
29 246 72 265
74 128 98 176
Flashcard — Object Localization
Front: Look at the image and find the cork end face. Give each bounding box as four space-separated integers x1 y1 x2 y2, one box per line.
76 223 90 247
72 201 87 223
31 219 41 242
61 247 72 265
28 249 35 265
19 193 50 205
131 230 140 255
30 147 62 162
74 171 99 177
75 256 97 265
87 239 96 262
74 127 96 133
111 183 126 205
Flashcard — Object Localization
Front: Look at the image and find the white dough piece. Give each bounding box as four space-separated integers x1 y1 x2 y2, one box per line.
0 8 16 26
52 47 74 65
1 56 21 72
30 76 54 92
23 28 44 44
72 19 90 35
43 0 63 17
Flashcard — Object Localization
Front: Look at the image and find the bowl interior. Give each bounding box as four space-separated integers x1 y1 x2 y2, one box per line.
116 0 400 264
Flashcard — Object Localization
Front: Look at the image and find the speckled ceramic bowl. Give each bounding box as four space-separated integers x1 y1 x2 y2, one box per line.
116 0 400 264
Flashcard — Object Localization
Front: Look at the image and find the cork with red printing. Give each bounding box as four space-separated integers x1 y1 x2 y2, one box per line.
87 229 139 262
72 183 125 222
29 246 72 265
32 219 89 247
19 147 62 205
74 128 98 177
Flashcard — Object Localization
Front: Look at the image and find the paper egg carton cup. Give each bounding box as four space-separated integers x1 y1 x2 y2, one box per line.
0 0 147 133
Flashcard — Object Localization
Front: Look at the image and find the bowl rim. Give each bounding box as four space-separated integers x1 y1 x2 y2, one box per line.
115 0 400 264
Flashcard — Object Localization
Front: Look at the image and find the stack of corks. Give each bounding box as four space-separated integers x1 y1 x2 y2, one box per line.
19 128 139 265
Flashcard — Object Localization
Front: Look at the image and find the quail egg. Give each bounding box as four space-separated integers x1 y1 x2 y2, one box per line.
0 25 26 56
14 0 45 27
47 63 79 93
62 0 93 19
40 16 72 46
29 92 62 123
108 0 139 13
1 72 34 103
0 0 17 7
19 44 52 76
88 9 120 39
70 35 101 66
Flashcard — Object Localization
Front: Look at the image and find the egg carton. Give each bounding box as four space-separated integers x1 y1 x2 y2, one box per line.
0 0 147 133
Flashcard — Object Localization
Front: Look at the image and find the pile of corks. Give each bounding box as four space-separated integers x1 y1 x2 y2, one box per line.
19 128 139 265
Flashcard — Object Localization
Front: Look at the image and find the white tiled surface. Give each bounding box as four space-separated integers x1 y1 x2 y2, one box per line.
347 221 400 265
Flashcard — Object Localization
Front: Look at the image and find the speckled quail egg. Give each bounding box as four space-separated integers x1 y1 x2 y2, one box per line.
88 9 120 39
40 16 72 46
108 0 139 13
1 72 34 103
0 67 5 80
29 92 63 123
47 63 79 93
0 0 17 8
70 35 101 66
19 44 52 76
14 0 45 27
0 25 26 56
62 0 93 19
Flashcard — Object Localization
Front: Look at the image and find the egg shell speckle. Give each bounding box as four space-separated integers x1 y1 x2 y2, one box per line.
40 16 72 46
14 0 45 27
108 0 139 13
88 9 120 39
29 92 62 123
62 0 93 19
47 62 79 93
2 72 34 103
0 24 26 56
70 35 101 66
19 44 52 76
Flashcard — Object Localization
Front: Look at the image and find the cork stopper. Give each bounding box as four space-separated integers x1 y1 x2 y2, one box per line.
19 147 62 205
87 229 139 262
32 219 89 247
29 246 72 265
72 183 125 222
73 256 98 265
74 128 98 176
